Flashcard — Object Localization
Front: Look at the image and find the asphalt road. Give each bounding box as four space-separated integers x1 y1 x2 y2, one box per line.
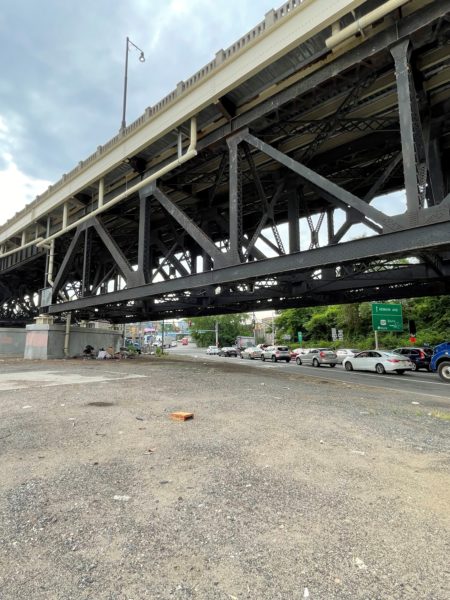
167 345 450 403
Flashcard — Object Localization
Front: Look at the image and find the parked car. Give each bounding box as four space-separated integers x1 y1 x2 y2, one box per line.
218 346 238 357
343 350 413 374
170 341 178 347
292 348 312 358
240 346 262 360
392 347 432 371
296 348 337 367
335 348 361 364
260 345 291 362
206 345 220 355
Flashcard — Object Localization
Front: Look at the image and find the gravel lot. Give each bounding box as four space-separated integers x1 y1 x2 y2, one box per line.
0 355 449 599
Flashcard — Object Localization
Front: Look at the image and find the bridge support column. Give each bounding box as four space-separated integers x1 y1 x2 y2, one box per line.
137 191 152 283
391 40 427 224
288 192 300 254
82 228 92 297
428 136 446 206
227 134 244 264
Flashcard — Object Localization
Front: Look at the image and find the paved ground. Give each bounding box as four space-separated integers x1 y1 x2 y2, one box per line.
0 355 449 599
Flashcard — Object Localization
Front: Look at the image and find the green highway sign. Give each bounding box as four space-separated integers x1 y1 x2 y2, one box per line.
371 303 403 332
297 331 303 343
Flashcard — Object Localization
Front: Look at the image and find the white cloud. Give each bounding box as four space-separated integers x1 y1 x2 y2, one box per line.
0 115 48 224
0 114 50 225
0 151 50 225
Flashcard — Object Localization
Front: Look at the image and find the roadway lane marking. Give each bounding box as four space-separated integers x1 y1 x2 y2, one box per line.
311 369 449 387
285 362 447 386
281 370 449 401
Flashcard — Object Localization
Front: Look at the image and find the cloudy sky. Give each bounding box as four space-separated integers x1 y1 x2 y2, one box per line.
0 0 405 236
0 0 280 225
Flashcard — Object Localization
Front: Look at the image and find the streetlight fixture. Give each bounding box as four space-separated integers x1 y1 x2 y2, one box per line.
120 36 145 132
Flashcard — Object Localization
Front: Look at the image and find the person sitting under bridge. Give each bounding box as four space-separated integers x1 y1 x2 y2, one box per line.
82 344 95 358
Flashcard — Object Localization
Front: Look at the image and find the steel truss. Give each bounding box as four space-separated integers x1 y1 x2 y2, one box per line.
1 1 450 325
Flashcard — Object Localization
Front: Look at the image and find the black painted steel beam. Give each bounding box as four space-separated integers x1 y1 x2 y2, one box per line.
244 132 399 232
151 184 226 266
137 194 152 283
391 40 425 222
48 221 450 314
92 217 138 285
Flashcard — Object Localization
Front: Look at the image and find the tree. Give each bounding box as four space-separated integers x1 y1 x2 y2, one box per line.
190 313 252 347
273 295 448 348
274 307 315 341
303 305 339 340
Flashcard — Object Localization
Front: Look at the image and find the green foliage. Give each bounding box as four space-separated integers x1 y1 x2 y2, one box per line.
274 296 449 349
190 313 252 348
274 307 314 341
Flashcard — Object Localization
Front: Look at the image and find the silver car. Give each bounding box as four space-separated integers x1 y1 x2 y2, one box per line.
335 348 361 364
296 348 337 367
260 345 291 363
240 346 261 360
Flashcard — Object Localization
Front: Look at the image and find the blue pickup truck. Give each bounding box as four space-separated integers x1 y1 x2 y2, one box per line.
430 342 450 382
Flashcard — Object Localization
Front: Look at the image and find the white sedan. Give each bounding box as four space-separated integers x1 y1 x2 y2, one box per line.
206 345 220 355
342 351 414 375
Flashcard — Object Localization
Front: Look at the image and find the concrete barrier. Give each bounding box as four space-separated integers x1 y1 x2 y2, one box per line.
0 328 26 357
22 324 123 360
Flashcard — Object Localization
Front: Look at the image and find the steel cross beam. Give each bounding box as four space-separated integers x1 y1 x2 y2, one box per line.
243 132 399 232
48 221 450 314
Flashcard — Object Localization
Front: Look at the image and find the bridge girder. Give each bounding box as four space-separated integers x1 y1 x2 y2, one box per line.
1 0 450 324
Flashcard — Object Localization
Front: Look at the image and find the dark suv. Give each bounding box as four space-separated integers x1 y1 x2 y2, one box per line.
392 347 432 371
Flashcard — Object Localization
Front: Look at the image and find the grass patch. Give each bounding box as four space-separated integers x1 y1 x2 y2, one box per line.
430 411 450 422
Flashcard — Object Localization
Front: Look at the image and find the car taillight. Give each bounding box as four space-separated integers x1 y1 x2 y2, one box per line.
388 359 400 363
319 351 326 357
419 351 425 359
276 352 280 356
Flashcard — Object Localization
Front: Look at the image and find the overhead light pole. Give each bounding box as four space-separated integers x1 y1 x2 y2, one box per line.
120 36 145 132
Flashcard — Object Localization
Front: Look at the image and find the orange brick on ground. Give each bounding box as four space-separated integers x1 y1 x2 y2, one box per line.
170 412 194 421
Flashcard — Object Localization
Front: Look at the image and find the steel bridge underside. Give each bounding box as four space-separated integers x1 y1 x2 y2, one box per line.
1 1 450 324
